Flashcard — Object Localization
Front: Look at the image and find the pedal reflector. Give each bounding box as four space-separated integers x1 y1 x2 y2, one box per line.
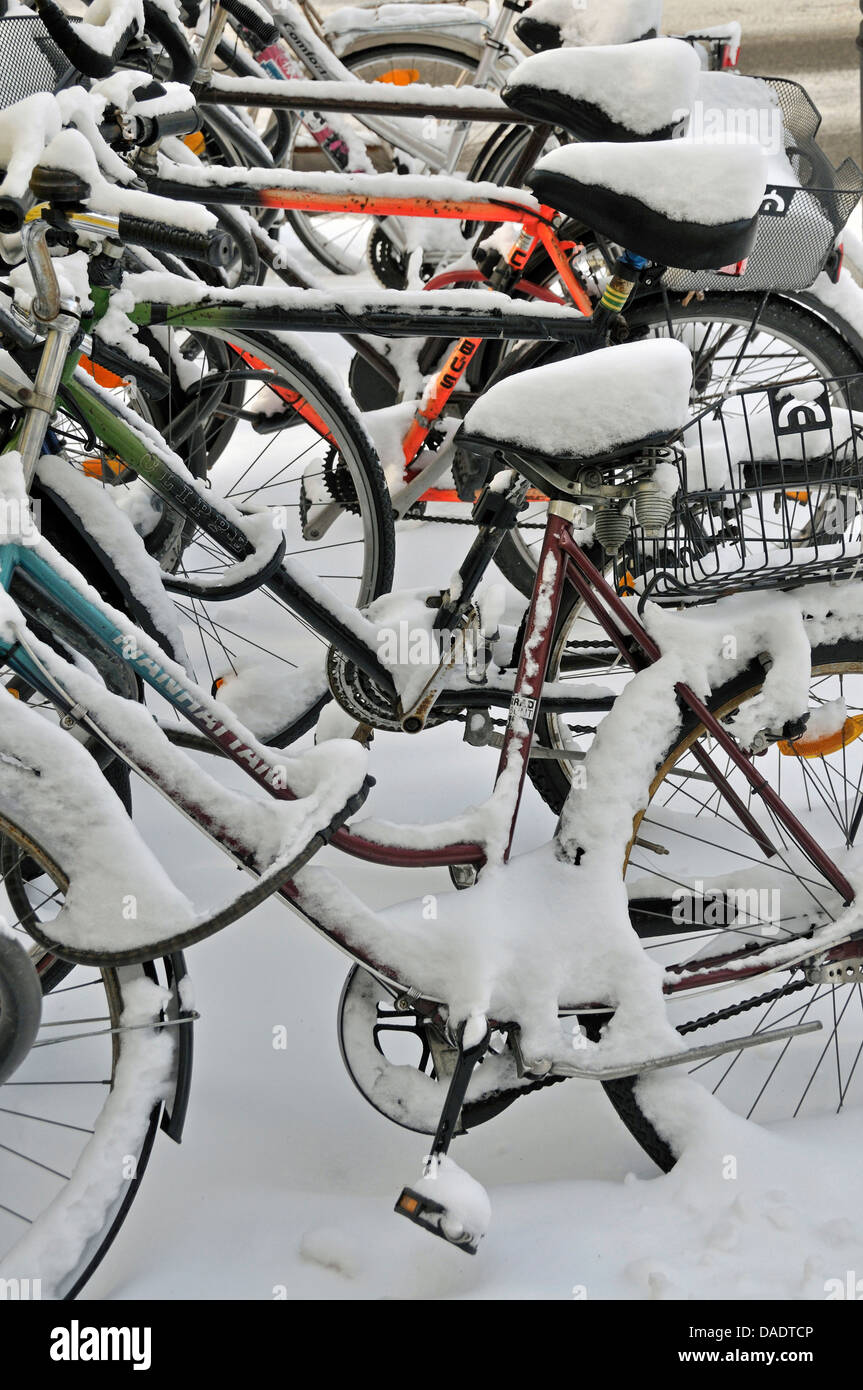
394 1187 480 1254
82 455 128 481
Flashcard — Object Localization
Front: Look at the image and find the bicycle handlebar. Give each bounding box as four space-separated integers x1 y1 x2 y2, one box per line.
30 0 140 78
100 103 202 148
142 0 197 84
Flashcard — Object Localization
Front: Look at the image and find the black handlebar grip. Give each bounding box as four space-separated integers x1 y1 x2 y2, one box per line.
0 194 28 234
218 0 278 45
135 106 202 145
31 0 138 77
153 106 202 141
117 215 235 267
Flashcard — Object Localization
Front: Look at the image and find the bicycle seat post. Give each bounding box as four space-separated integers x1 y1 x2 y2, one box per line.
17 220 80 487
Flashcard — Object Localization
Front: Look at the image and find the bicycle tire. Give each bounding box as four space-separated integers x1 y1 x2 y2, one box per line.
283 41 480 277
0 818 171 1297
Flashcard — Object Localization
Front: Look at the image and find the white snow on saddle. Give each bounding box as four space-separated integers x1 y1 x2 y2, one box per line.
534 139 768 226
461 338 692 460
521 0 663 47
507 37 701 135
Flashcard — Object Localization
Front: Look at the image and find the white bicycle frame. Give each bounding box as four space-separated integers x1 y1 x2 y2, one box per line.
198 1 746 260
214 0 520 169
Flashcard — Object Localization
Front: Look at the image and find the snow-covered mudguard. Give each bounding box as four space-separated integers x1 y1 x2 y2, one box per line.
33 474 188 669
159 951 194 1145
0 928 42 1086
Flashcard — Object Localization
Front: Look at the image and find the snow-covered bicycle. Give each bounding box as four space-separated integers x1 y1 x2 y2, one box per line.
6 102 863 1283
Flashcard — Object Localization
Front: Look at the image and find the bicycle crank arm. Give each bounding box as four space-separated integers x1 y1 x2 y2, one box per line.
545 1019 822 1082
300 498 345 543
390 441 457 520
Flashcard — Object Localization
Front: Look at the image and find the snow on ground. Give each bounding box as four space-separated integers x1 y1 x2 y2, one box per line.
77 682 863 1300
0 55 856 1293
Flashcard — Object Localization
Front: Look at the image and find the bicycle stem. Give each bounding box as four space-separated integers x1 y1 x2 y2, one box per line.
22 221 60 323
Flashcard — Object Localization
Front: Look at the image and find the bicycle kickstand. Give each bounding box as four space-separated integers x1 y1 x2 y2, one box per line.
394 1014 491 1254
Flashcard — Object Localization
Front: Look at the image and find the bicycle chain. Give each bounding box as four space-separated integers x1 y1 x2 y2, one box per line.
565 639 619 649
677 976 810 1035
404 506 546 528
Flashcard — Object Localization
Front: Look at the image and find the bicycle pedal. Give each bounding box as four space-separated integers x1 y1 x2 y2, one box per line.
394 1188 481 1255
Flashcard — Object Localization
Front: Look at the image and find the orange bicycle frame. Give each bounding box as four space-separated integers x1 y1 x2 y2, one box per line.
254 186 593 499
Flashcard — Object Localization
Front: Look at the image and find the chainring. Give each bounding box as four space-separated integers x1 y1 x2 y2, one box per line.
326 646 451 732
368 227 409 289
323 446 361 515
368 226 436 290
337 965 552 1134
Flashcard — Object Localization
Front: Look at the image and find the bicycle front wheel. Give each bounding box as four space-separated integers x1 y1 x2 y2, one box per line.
283 42 481 279
0 816 173 1299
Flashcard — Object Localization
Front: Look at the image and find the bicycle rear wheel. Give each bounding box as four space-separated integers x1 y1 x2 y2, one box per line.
494 293 863 597
598 640 863 1166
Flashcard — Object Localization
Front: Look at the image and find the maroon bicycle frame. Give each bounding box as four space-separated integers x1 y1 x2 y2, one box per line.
324 505 855 931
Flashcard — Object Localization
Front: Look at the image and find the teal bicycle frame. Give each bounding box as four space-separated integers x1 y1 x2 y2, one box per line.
0 537 321 817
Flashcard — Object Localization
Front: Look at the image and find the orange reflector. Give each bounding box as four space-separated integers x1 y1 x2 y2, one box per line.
779 713 863 759
79 355 128 390
374 68 420 85
6 686 20 698
214 677 226 691
785 490 809 504
397 1193 419 1213
82 455 127 480
184 131 207 155
618 570 637 593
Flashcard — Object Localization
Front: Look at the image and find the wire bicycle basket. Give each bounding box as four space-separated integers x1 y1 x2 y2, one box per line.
662 78 863 294
0 13 76 110
627 373 863 602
